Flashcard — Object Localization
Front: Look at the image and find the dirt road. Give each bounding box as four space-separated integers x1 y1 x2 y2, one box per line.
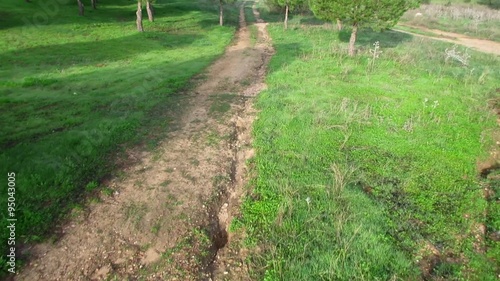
394 24 500 56
14 1 273 280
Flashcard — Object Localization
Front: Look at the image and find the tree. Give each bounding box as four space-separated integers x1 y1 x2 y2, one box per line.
310 0 418 56
77 0 84 16
91 0 97 9
217 0 236 26
136 1 144 32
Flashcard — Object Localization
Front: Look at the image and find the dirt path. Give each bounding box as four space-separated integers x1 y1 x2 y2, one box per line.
14 1 273 280
394 24 500 56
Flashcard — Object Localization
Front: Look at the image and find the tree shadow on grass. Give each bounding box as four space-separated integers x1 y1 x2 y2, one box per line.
0 32 201 78
299 16 326 26
339 28 413 48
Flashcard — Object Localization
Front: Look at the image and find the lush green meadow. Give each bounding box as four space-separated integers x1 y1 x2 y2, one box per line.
0 0 236 274
238 3 499 280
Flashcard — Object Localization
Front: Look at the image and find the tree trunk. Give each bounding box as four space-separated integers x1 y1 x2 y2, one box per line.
348 23 358 56
146 1 154 22
77 0 84 16
284 4 289 29
336 19 342 31
91 0 96 9
136 1 144 32
219 0 223 26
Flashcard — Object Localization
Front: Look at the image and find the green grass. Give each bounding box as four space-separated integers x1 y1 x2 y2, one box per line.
239 5 499 280
0 0 238 275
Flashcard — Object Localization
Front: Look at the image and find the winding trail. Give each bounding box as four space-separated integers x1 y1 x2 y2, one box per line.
393 24 500 55
15 1 273 280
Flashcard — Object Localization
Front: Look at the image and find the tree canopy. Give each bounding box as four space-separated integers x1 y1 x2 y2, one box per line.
310 0 419 55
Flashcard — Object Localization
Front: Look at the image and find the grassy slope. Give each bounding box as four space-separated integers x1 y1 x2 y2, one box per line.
0 0 236 274
238 4 500 281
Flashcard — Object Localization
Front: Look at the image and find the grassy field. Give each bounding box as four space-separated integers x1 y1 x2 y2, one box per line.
400 3 500 41
0 0 237 275
237 2 500 280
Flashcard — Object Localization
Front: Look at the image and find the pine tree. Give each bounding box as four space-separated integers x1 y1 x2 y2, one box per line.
310 0 419 56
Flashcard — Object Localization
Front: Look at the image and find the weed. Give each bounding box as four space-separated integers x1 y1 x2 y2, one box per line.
123 202 148 229
134 180 144 188
70 204 85 219
206 130 222 146
368 41 383 71
445 44 471 66
151 221 162 235
101 187 114 197
160 179 172 187
190 158 200 166
85 181 99 192
180 170 197 184
163 193 182 210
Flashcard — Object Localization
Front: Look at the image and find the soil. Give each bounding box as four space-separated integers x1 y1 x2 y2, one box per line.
13 1 273 280
394 24 500 56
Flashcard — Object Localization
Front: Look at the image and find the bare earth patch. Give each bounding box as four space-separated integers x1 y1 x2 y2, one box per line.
13 1 273 280
394 24 500 56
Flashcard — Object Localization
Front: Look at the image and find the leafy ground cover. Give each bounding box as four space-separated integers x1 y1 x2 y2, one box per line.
238 3 499 280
